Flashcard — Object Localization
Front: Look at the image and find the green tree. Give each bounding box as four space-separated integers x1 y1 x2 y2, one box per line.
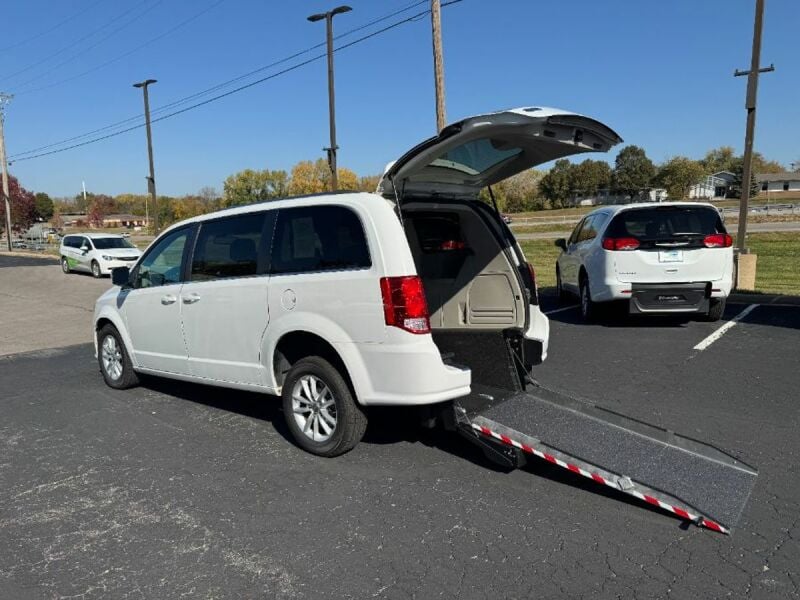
222 168 289 207
500 169 543 212
87 195 115 227
656 156 706 201
539 159 573 208
612 145 656 199
731 161 760 199
700 146 738 173
33 192 54 221
568 160 612 196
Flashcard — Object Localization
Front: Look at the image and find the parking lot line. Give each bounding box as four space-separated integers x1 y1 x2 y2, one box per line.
693 304 759 352
544 304 579 315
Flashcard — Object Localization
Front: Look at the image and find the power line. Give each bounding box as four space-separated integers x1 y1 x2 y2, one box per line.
10 6 440 163
0 0 107 53
10 1 430 159
12 0 227 96
0 0 161 86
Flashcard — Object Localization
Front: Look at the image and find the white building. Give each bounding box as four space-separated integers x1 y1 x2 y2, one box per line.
757 172 800 194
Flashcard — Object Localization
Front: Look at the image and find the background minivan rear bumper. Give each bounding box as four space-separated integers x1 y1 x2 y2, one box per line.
629 282 710 314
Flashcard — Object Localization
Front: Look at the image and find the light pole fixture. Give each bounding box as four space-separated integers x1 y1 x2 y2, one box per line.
307 5 352 191
133 79 159 233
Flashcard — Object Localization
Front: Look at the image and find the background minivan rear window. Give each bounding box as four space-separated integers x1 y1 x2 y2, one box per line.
191 212 269 281
272 206 370 274
606 207 725 241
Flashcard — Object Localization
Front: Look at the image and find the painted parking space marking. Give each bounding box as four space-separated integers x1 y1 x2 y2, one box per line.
544 304 579 315
693 304 759 352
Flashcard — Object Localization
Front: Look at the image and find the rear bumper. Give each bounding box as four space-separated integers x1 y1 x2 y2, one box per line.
338 338 471 406
629 282 710 314
592 276 732 306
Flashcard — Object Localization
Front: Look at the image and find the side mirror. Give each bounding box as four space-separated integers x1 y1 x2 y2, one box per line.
111 266 131 288
554 238 568 251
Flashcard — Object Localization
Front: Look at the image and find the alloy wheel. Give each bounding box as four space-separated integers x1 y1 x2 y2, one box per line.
291 374 337 443
101 335 123 381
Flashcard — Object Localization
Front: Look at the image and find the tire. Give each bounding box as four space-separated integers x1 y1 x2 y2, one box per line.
556 267 568 303
579 274 597 322
705 298 726 322
282 356 367 457
97 324 139 389
91 260 102 278
61 256 70 274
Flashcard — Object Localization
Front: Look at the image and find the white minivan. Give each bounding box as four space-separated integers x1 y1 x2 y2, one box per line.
555 202 734 321
93 106 622 456
61 233 143 278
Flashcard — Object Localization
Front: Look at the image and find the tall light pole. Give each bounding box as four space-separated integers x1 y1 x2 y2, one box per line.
0 93 13 251
430 0 447 132
308 5 351 192
733 0 773 254
133 79 159 233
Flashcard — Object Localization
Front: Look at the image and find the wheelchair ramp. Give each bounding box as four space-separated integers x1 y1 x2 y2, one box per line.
455 384 758 534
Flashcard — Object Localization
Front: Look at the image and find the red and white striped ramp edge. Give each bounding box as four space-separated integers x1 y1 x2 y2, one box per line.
472 422 728 534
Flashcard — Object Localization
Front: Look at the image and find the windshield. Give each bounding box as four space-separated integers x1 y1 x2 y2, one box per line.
92 237 137 250
606 207 725 241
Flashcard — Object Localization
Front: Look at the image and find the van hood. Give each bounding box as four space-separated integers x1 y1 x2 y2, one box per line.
379 106 623 201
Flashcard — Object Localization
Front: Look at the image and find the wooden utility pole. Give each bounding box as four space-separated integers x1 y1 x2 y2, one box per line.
734 0 774 253
0 94 12 252
430 0 447 132
133 79 159 234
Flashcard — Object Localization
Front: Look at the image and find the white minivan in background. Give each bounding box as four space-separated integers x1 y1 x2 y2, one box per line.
555 202 734 321
92 106 623 456
61 233 143 278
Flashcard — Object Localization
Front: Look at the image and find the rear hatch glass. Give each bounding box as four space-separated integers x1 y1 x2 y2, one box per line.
607 206 729 284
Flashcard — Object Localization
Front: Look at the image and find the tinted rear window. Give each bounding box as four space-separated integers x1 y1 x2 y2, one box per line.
271 206 370 274
606 207 725 242
191 212 272 281
431 138 522 175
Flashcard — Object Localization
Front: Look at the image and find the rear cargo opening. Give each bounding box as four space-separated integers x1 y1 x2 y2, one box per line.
402 201 531 391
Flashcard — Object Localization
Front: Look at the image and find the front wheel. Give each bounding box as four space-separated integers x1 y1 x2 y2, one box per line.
91 260 102 278
97 324 139 389
61 257 70 273
282 356 367 457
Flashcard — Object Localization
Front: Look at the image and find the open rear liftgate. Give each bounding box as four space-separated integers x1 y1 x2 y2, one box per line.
434 331 758 535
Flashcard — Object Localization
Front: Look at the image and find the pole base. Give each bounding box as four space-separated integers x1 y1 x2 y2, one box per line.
736 253 758 291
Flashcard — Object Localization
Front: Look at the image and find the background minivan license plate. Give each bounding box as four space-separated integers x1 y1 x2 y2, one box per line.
659 249 683 263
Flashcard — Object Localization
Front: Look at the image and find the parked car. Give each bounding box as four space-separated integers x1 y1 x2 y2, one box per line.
60 233 142 278
554 202 733 321
93 106 622 456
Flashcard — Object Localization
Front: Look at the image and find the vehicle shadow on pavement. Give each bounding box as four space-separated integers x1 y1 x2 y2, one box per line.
138 377 689 530
546 304 696 329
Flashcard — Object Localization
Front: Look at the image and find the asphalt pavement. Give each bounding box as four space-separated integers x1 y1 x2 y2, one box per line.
1 255 799 599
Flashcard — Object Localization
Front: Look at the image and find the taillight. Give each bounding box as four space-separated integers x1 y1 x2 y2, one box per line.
526 262 539 303
439 240 466 251
602 237 640 251
380 276 431 334
703 233 733 248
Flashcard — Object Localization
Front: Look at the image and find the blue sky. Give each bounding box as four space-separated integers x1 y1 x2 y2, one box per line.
2 0 798 198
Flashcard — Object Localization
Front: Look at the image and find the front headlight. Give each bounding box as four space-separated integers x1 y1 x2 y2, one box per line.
102 255 113 261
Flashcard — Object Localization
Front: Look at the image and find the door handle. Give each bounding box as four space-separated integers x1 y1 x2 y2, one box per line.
161 294 177 305
182 293 201 304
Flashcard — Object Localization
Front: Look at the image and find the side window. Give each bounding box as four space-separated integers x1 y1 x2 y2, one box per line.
190 212 271 281
579 216 599 242
590 213 608 238
271 205 371 275
135 228 189 288
568 219 585 245
63 236 73 248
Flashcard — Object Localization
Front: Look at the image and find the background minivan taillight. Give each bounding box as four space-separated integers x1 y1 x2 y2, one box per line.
380 276 431 334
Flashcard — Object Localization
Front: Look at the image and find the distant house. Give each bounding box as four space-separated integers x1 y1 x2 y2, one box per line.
689 171 736 200
100 214 150 228
756 172 800 194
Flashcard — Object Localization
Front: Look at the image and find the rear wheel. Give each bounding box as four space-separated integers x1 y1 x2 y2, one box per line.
61 256 70 273
282 356 367 457
91 260 102 278
705 298 726 322
579 275 597 322
556 267 568 302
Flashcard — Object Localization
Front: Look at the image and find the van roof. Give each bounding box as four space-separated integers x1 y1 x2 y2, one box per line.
587 202 719 217
65 232 127 239
161 191 387 233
